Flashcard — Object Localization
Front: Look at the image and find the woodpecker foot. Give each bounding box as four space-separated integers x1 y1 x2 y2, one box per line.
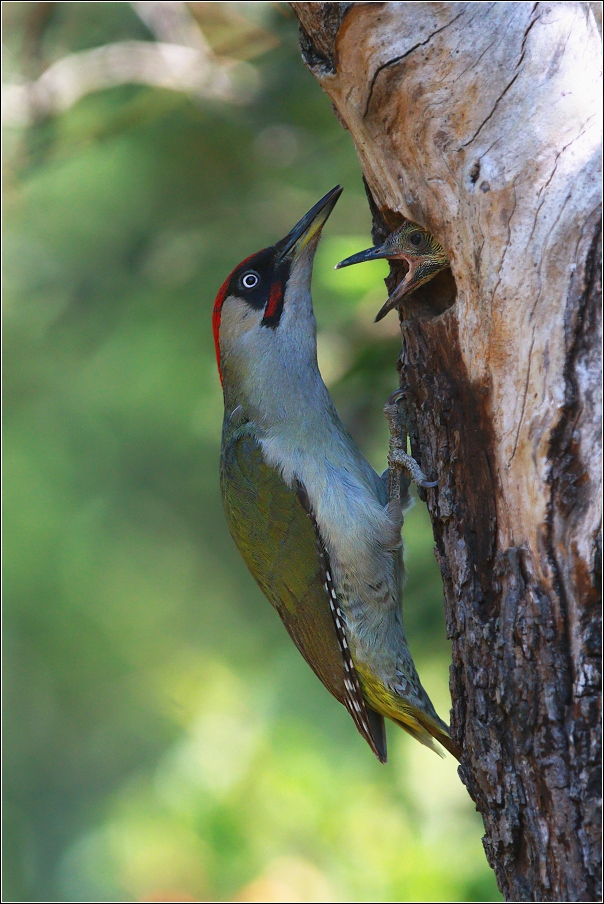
388 449 438 488
384 389 437 493
384 388 416 442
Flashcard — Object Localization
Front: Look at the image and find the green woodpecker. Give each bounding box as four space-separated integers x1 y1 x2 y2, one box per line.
214 187 460 763
336 220 450 321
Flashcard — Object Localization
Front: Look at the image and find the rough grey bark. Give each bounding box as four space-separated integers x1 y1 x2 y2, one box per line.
290 3 602 901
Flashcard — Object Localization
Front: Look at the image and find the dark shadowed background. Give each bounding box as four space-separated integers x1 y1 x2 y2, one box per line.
3 3 501 901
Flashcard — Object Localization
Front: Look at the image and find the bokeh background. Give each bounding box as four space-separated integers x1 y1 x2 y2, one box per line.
3 3 502 901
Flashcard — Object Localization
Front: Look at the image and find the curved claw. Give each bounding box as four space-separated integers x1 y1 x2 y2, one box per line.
388 449 438 489
384 387 414 415
385 388 406 406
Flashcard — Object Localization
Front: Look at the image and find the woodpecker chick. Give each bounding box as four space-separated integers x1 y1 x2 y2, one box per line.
336 221 449 322
214 188 460 763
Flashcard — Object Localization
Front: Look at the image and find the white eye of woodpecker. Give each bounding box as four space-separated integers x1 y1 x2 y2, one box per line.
242 272 259 289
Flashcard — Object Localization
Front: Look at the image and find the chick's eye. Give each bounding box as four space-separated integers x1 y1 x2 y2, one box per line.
242 271 259 289
409 232 423 247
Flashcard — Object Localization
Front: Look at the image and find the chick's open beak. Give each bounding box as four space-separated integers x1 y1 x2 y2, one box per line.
336 240 420 322
372 264 420 322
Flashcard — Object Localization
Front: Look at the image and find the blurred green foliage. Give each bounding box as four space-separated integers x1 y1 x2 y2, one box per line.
3 3 502 901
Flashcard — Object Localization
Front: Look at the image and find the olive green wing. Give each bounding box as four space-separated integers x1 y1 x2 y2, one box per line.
220 423 386 762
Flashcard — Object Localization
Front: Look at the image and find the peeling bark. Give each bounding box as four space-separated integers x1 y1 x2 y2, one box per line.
291 3 602 901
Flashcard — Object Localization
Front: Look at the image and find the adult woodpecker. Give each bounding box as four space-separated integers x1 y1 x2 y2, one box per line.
214 187 460 762
336 220 450 321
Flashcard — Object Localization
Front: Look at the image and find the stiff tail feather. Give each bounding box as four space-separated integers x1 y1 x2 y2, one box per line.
395 713 462 762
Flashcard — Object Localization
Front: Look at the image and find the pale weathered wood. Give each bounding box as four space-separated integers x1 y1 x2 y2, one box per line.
291 3 602 901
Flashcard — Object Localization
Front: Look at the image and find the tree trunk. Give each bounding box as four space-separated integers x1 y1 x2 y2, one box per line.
290 3 602 901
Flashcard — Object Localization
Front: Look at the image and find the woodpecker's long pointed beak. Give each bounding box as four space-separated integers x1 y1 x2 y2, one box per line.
276 185 343 263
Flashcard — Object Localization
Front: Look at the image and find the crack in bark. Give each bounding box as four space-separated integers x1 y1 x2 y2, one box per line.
451 37 498 88
508 331 535 466
527 119 597 254
520 3 541 60
460 70 522 149
363 9 466 117
460 4 541 149
488 181 517 318
533 191 572 318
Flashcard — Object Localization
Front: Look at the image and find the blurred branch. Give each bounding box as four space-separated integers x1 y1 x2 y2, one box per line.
2 2 258 126
131 1 212 52
21 1 56 78
187 2 281 60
